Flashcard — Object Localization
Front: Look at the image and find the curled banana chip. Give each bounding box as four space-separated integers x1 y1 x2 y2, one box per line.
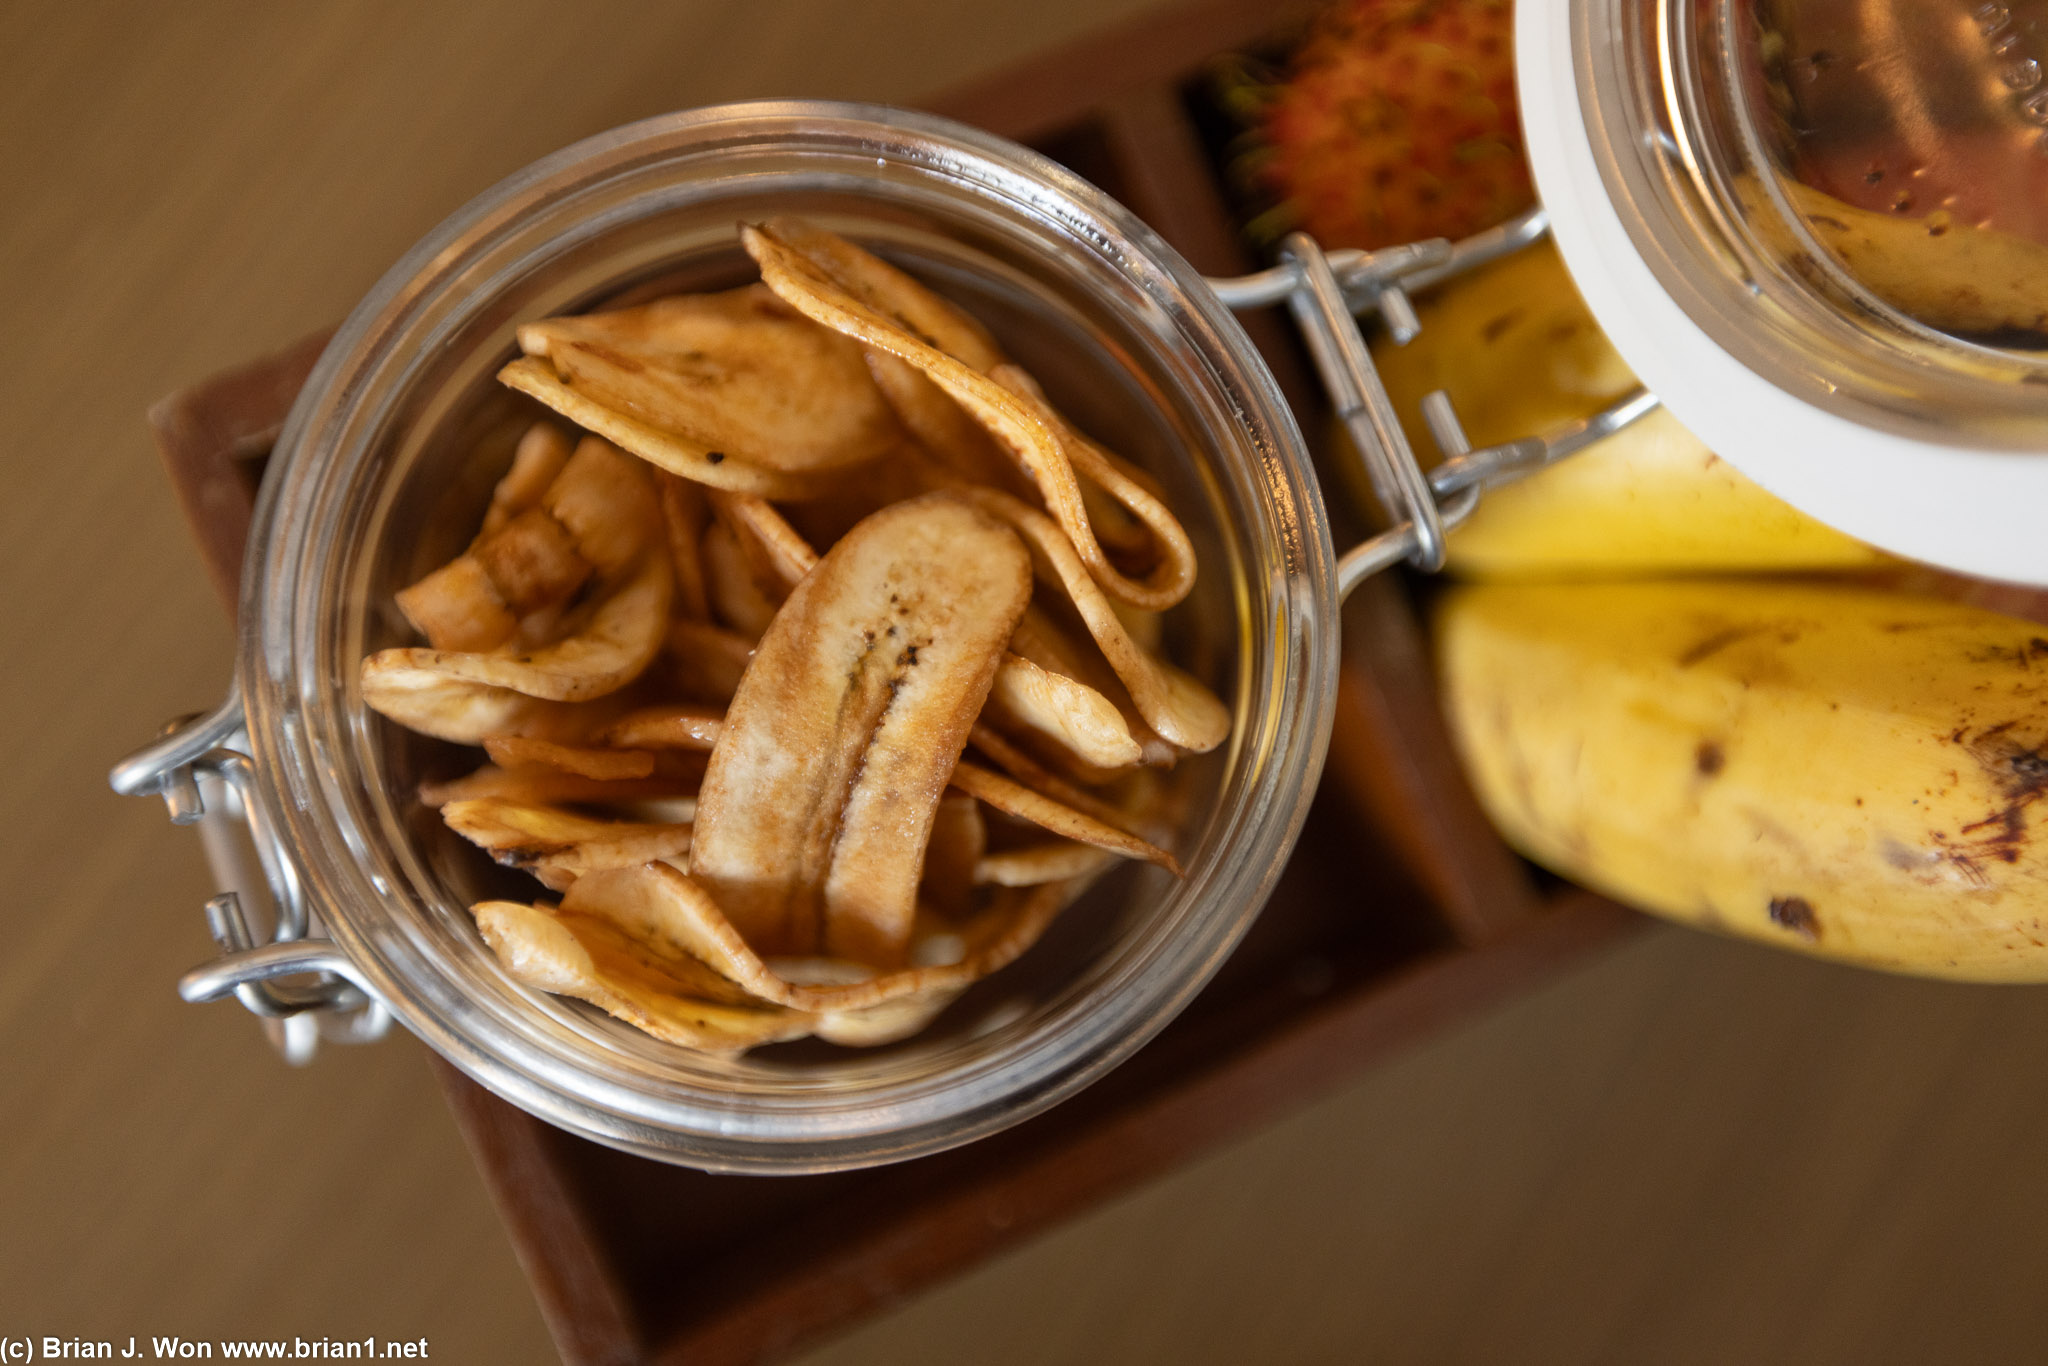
965 488 1228 753
742 217 1193 611
662 620 755 705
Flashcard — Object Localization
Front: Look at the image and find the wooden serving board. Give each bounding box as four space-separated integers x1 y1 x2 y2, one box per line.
144 2 1639 1360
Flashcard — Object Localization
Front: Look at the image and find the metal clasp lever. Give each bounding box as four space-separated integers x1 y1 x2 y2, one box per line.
110 684 390 1064
1203 207 1658 596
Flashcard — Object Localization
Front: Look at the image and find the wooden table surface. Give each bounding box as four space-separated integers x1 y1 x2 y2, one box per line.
8 2 2048 1361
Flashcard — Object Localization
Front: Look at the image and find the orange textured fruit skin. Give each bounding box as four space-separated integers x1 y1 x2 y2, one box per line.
1258 0 1531 250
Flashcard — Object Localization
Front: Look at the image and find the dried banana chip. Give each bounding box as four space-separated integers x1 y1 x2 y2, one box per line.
602 705 725 751
921 792 986 917
863 349 1022 492
364 551 672 705
662 619 755 705
482 735 656 781
743 217 1190 610
950 761 1178 873
472 900 812 1053
419 764 690 810
499 357 834 499
471 506 593 616
442 797 693 891
701 519 780 638
707 489 818 592
984 650 1143 769
515 284 903 476
742 217 1005 371
965 488 1228 753
480 422 574 540
561 862 1077 1014
691 493 1032 965
992 365 1194 602
540 436 663 579
395 556 517 653
656 471 711 622
975 841 1117 887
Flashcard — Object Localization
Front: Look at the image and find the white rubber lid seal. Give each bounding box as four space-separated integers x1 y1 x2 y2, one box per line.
1518 0 2048 587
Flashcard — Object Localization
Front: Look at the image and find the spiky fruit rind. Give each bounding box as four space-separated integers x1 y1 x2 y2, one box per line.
1259 0 1531 250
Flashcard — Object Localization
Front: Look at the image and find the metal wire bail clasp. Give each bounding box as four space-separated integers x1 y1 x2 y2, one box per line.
1203 207 1658 594
108 683 390 1063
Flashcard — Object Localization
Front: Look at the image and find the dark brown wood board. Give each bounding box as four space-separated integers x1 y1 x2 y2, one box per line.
142 5 1642 1361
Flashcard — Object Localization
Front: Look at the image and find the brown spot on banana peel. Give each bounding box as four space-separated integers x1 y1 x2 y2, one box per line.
1768 896 1821 940
1695 741 1725 777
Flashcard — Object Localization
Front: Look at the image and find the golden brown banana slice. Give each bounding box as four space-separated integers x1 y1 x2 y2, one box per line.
559 863 1076 1013
656 472 711 622
966 724 1142 831
690 493 1032 965
964 488 1227 753
499 357 834 499
984 650 1143 769
950 761 1179 874
991 365 1194 602
442 797 693 892
701 519 780 638
698 485 1145 771
863 349 1024 491
471 900 812 1053
662 619 755 705
540 436 663 579
481 736 656 781
395 556 517 653
744 217 1005 371
358 667 568 745
921 793 986 916
742 218 1189 611
480 422 574 540
975 841 1117 887
418 764 691 810
512 284 902 476
707 489 819 592
363 550 673 705
601 705 725 751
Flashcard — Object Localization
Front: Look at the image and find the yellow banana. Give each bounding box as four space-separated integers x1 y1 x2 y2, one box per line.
1364 241 1884 577
1744 177 2048 338
1436 578 2048 980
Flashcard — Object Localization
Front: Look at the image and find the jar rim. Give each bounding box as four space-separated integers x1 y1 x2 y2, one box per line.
1523 0 2048 587
238 100 1340 1170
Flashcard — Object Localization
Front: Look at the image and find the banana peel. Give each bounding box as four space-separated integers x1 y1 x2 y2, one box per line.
1437 578 2048 980
1745 177 2048 338
1365 241 1884 577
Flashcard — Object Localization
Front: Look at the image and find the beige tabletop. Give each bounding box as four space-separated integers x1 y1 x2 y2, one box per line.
8 1 2048 1362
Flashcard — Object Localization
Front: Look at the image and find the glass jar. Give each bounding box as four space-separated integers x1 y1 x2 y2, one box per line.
1522 0 2048 585
143 101 1341 1172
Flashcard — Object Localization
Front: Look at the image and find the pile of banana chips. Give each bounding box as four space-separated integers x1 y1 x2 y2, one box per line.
362 219 1228 1053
